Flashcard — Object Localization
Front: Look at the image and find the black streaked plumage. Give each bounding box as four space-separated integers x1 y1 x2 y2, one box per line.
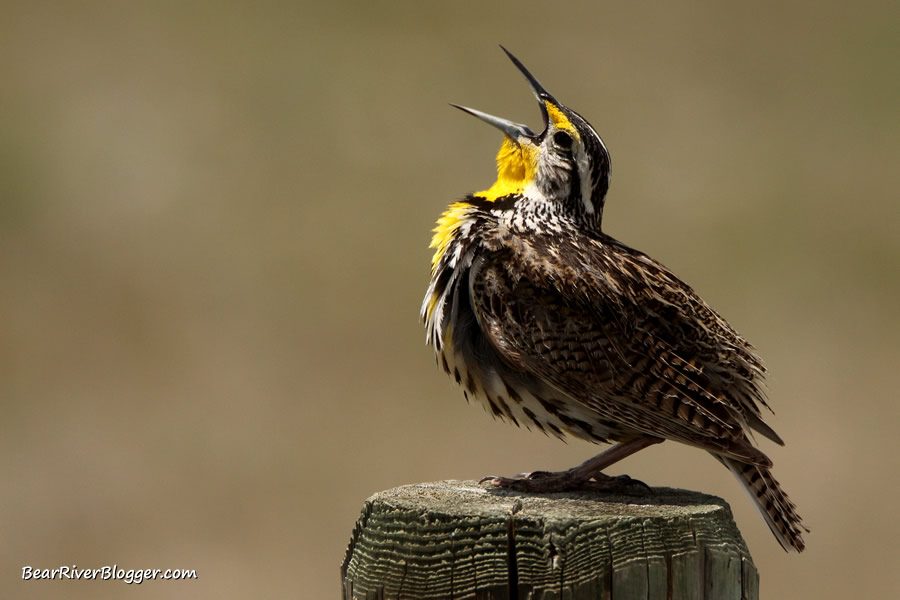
421 48 807 552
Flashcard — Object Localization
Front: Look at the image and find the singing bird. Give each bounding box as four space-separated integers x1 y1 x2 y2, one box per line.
421 48 807 551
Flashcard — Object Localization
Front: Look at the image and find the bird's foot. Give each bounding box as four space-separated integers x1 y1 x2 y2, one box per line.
479 470 583 493
480 470 651 495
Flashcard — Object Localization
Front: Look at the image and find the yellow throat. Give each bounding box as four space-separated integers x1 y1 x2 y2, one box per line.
429 101 580 272
476 136 539 202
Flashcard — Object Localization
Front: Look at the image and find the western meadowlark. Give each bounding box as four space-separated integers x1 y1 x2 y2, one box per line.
421 47 807 552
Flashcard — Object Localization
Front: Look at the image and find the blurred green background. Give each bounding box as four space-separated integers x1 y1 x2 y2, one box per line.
2 1 897 598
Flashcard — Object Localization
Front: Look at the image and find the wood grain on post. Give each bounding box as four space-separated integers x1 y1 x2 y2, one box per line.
341 480 758 600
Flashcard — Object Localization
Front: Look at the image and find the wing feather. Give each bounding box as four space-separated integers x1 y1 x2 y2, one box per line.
470 232 776 464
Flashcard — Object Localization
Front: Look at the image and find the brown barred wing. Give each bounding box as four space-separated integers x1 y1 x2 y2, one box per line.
468 250 770 466
591 240 786 444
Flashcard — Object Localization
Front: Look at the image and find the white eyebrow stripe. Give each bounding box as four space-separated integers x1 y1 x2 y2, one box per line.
577 146 594 214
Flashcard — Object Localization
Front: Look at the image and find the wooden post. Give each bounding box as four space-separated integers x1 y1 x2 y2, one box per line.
341 480 758 600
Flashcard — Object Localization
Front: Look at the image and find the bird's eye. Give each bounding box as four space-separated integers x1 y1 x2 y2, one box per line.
553 131 572 149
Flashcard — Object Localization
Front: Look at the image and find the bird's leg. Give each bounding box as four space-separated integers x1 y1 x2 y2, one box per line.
568 436 663 480
481 436 663 493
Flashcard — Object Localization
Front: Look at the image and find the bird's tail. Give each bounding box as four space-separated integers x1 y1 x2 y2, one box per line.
716 454 808 552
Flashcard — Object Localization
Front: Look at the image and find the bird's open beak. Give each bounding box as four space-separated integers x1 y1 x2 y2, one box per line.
451 46 557 141
449 103 535 140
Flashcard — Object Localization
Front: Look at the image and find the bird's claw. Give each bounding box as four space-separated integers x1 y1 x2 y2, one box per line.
480 471 652 495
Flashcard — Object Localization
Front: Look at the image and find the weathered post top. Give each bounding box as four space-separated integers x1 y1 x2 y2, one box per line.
342 480 757 600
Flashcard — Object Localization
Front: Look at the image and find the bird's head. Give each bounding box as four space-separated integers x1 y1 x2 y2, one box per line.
454 47 612 229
